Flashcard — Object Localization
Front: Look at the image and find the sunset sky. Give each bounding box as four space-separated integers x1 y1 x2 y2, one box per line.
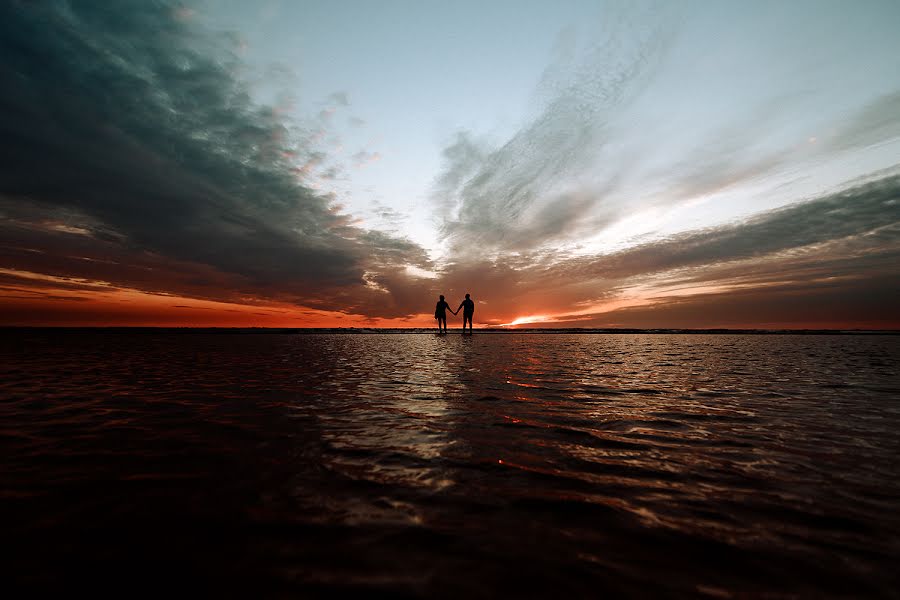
1 0 898 328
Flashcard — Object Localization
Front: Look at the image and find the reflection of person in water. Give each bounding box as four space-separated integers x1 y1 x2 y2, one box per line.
454 293 475 334
434 294 452 333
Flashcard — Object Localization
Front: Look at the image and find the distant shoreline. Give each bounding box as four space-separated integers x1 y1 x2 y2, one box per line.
2 327 898 335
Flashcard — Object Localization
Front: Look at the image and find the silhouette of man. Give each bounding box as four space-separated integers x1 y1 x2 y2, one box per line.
455 293 475 334
434 294 451 334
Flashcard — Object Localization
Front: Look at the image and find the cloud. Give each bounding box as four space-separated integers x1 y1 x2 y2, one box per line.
825 91 900 154
563 170 900 283
451 171 900 327
431 1 900 266
327 91 350 107
352 150 381 168
0 1 427 315
432 6 676 256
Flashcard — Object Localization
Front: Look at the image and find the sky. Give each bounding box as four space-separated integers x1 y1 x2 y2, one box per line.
1 0 898 328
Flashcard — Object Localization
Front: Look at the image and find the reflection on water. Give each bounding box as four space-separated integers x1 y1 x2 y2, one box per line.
2 332 899 596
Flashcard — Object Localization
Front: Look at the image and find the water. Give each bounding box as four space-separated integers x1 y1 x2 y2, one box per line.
2 331 899 597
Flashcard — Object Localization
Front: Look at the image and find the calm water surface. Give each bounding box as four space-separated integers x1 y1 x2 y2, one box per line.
2 332 899 597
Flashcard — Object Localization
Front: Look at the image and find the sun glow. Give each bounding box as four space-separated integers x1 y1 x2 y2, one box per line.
502 315 554 327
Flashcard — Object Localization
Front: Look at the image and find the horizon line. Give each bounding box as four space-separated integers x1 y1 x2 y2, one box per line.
2 326 898 334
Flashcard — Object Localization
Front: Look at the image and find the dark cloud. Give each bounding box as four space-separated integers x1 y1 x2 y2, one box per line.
562 171 900 282
0 0 426 313
577 274 899 329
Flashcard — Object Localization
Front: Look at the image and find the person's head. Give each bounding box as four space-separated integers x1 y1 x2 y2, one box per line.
465 293 470 299
439 295 444 301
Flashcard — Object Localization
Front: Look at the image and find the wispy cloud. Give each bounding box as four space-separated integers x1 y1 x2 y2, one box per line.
432 1 900 263
351 150 381 168
434 7 676 256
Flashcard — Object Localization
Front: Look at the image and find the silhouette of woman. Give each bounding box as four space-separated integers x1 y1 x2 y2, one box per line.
434 294 451 334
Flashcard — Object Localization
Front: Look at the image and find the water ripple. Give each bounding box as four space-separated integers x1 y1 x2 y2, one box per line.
1 332 899 597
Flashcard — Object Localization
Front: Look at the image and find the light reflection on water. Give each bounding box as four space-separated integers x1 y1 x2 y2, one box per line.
2 332 899 597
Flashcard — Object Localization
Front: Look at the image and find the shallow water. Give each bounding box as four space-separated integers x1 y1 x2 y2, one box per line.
2 332 899 597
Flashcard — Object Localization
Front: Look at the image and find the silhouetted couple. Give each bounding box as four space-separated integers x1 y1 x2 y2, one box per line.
434 293 474 334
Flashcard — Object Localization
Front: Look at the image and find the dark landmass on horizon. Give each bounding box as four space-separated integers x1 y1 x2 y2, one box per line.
2 327 897 335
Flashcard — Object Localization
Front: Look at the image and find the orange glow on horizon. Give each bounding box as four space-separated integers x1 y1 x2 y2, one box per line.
0 278 435 328
1 269 896 330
